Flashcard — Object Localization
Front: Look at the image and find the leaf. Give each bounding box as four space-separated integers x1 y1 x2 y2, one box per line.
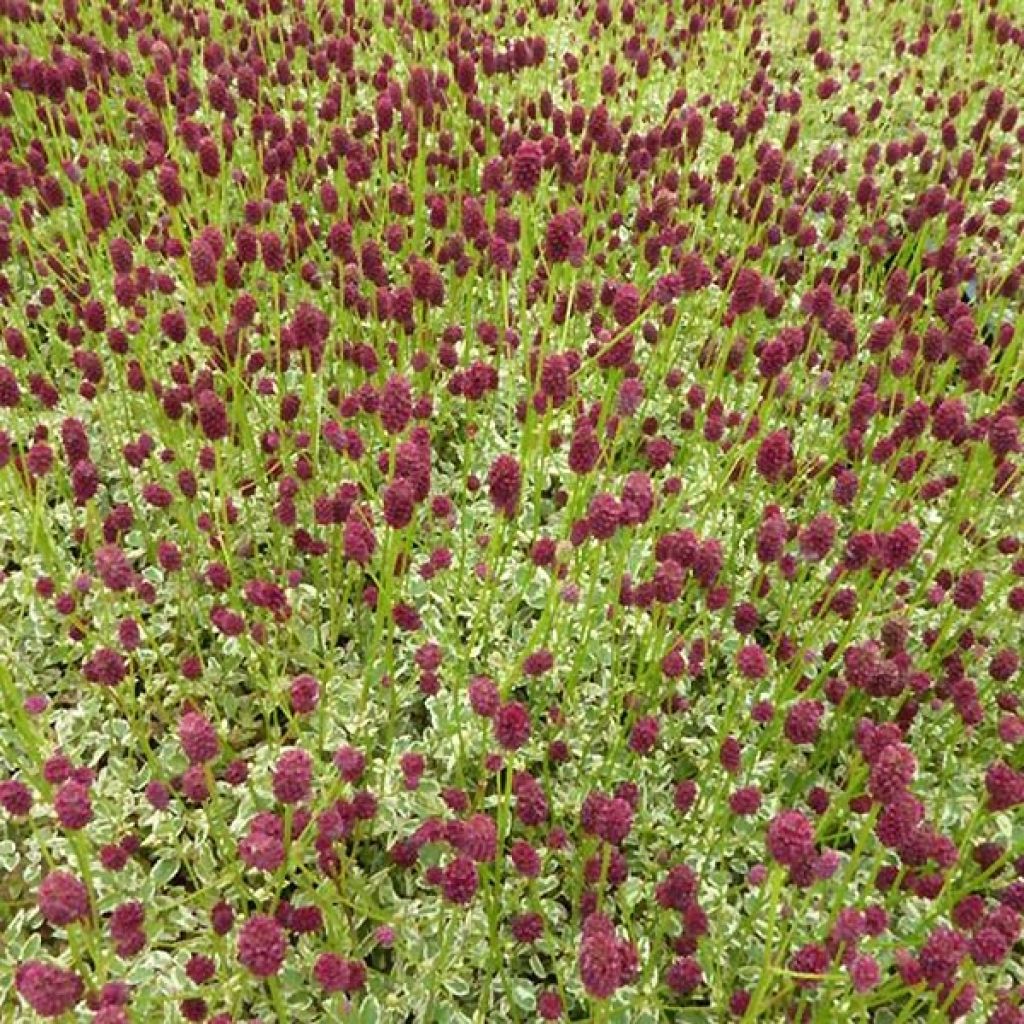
150 857 181 891
508 979 536 1011
0 839 17 872
444 976 470 997
358 995 381 1024
611 1010 684 1024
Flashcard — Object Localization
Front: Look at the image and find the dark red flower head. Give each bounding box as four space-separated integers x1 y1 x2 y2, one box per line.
237 914 287 977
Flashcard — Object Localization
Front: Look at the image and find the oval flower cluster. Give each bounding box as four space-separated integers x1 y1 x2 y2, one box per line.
0 0 1023 1022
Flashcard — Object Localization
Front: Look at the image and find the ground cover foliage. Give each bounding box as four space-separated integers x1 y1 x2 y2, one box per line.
0 0 1023 1021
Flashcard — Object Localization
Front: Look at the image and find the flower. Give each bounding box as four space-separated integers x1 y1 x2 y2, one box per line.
468 676 500 717
37 870 90 926
313 953 367 993
578 915 634 999
579 925 621 999
272 748 314 804
511 141 543 192
666 955 703 994
379 373 412 435
737 644 769 680
0 779 32 817
493 701 531 750
440 856 478 904
755 430 792 481
290 674 320 714
15 961 84 1018
487 454 522 518
53 780 92 830
766 810 815 867
790 943 829 988
178 711 219 765
238 914 287 977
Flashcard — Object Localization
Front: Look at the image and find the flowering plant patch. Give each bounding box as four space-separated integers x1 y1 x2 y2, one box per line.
0 0 1023 1021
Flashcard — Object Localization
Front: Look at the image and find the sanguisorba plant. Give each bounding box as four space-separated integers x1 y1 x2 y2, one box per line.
0 0 1023 1020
